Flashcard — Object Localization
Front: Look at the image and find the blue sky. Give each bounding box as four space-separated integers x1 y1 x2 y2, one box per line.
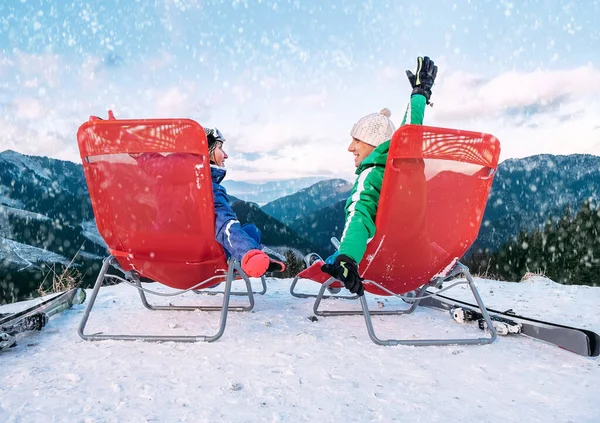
1 0 599 181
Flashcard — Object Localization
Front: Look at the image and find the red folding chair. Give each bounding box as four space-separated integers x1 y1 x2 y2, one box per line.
291 125 502 346
76 117 263 343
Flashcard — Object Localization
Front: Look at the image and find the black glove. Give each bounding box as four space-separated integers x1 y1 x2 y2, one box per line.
405 56 438 105
267 259 286 273
321 254 364 296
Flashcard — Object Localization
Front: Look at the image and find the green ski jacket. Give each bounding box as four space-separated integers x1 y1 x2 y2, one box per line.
338 94 427 263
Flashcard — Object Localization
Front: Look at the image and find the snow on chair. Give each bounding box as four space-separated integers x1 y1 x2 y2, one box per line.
290 125 501 347
77 117 263 343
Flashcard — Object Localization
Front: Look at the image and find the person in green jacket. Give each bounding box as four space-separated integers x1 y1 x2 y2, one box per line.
321 56 438 296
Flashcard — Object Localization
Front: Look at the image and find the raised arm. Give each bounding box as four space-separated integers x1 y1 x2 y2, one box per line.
402 56 438 126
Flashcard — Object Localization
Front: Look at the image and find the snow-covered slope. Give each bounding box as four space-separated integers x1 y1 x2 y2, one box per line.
0 186 24 209
0 149 53 181
79 220 108 249
0 205 52 238
0 237 71 271
0 277 598 422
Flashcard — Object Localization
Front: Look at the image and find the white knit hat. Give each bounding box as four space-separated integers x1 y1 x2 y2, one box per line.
350 108 396 148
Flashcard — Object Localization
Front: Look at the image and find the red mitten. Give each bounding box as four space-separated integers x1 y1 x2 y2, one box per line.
241 249 270 277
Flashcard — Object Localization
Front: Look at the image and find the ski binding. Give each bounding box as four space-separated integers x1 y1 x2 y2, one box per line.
451 307 522 336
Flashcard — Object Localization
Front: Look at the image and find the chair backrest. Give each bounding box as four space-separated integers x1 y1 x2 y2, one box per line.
77 119 227 289
360 125 500 296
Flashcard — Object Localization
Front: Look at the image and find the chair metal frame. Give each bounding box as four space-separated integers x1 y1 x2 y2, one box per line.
76 118 268 343
290 122 501 347
307 261 497 346
290 275 357 300
78 255 255 343
290 242 357 300
198 274 267 296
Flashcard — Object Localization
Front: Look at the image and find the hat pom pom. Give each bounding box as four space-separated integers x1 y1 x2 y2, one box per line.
379 108 391 118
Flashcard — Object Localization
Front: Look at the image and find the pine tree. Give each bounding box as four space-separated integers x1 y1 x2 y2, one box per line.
281 250 304 278
473 199 600 286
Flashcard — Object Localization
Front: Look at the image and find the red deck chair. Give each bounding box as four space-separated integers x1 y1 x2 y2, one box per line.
77 117 264 343
290 125 501 346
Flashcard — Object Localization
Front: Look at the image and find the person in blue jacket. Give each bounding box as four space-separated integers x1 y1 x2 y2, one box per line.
204 128 285 277
94 111 284 277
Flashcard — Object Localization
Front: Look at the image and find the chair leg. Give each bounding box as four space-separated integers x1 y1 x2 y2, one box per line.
136 262 255 312
290 275 357 300
312 263 498 347
312 279 421 317
195 270 267 296
78 256 113 341
77 256 246 343
235 271 266 296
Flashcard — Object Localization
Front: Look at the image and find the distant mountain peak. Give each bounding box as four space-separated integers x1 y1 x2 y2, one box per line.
298 178 352 194
0 149 19 155
0 149 53 180
500 153 600 178
221 176 328 205
261 178 353 226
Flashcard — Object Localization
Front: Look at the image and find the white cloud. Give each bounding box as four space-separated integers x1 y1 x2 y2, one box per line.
162 0 202 11
0 112 80 162
295 89 329 107
433 66 600 121
80 56 103 82
230 85 253 104
225 139 356 182
228 123 298 154
259 77 280 90
13 50 61 88
154 87 191 116
147 50 176 72
425 66 600 162
13 98 44 120
0 53 14 76
1 49 600 184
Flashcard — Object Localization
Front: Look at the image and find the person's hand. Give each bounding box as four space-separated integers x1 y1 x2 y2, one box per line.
266 259 285 273
405 56 438 105
321 254 364 296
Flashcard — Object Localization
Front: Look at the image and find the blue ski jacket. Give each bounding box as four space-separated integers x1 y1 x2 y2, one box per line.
134 152 260 261
211 165 261 261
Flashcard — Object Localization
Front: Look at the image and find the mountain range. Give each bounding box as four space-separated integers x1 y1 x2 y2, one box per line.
473 154 600 252
261 179 352 226
0 150 319 303
230 200 315 252
0 150 108 303
221 177 325 205
286 199 347 257
2 149 600 303
258 153 600 258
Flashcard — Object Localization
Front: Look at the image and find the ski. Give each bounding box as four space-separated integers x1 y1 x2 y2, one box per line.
0 333 16 350
2 312 48 335
0 291 66 327
418 290 600 357
0 288 86 352
450 307 522 336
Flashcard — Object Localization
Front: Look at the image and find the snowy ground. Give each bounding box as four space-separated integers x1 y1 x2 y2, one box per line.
1 276 599 422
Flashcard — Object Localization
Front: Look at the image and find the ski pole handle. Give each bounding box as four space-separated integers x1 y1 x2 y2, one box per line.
330 237 340 250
